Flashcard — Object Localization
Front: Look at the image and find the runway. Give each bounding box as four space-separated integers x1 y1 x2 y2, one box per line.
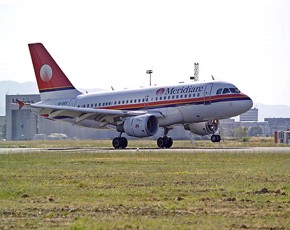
0 146 290 154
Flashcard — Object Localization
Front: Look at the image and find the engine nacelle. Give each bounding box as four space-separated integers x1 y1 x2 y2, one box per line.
118 114 159 137
184 120 219 136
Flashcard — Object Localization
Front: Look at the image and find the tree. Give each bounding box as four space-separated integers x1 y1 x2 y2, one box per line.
235 126 249 139
249 126 262 137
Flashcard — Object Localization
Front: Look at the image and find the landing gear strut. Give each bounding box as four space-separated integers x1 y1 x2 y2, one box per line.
112 133 128 149
157 127 173 148
211 134 221 143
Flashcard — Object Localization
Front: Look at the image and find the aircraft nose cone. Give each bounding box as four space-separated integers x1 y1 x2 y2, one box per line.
244 95 253 111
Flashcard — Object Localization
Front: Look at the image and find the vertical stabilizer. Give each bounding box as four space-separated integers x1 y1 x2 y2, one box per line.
28 43 81 101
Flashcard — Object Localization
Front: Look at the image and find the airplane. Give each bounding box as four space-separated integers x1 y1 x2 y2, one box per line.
20 43 253 149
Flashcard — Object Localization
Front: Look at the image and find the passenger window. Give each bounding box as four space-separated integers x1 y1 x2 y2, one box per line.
184 94 187 98
216 88 223 94
168 96 171 99
156 97 158 101
223 88 230 94
164 96 166 100
180 95 183 99
160 97 162 100
172 95 175 99
130 100 133 103
138 99 141 103
134 99 137 103
176 95 179 99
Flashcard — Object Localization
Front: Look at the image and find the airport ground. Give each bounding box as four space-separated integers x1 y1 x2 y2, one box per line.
0 138 289 229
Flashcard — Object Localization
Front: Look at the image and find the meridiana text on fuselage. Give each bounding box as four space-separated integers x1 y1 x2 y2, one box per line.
164 85 204 95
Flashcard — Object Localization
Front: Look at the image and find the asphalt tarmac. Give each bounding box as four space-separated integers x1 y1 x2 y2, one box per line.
1 146 290 154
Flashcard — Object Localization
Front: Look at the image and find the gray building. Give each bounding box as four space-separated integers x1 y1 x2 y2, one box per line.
240 108 258 122
264 118 290 135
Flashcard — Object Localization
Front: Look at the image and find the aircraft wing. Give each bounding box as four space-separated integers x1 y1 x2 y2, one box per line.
30 103 149 126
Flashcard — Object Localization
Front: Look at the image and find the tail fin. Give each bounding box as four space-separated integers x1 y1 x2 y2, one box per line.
28 43 81 101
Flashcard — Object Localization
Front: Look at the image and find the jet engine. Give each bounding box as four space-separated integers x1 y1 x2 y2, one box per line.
118 114 159 137
184 120 219 136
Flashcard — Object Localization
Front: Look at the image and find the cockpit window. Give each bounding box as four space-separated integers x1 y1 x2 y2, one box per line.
229 88 240 93
216 88 223 94
222 88 230 94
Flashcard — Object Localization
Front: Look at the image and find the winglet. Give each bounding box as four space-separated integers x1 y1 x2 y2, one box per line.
16 99 25 110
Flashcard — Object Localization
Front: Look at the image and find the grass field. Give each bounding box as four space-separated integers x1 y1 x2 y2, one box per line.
0 139 290 229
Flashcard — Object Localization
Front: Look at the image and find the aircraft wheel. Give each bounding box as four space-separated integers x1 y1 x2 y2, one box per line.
216 135 221 142
112 137 128 149
112 137 122 149
165 136 173 148
157 136 173 148
121 137 128 148
157 137 165 148
211 135 221 143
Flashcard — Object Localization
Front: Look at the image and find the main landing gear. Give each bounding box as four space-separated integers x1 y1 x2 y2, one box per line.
157 127 173 148
112 134 128 149
211 134 221 143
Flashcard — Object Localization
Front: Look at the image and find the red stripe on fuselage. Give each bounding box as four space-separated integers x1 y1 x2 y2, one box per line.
92 93 249 111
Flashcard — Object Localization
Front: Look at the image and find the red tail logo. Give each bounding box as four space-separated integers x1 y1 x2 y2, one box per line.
28 43 76 93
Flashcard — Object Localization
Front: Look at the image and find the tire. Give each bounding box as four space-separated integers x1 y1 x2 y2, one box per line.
112 137 122 149
157 137 165 148
211 135 217 143
216 135 221 142
164 136 173 148
121 137 128 149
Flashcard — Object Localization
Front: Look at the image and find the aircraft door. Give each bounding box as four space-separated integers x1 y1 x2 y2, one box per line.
144 95 150 108
69 99 77 107
204 83 213 105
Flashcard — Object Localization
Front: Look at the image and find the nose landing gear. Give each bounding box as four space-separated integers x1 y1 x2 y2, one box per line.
211 134 221 143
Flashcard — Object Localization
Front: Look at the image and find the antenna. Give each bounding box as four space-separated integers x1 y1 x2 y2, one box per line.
146 70 153 86
190 62 199 81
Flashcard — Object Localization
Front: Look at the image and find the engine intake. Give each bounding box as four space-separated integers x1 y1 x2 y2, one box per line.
184 120 219 136
118 114 159 137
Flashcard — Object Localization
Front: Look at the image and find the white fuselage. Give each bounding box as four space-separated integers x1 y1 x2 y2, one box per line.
34 81 253 129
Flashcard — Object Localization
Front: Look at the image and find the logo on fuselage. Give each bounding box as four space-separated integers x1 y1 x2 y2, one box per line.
156 88 165 95
156 86 204 96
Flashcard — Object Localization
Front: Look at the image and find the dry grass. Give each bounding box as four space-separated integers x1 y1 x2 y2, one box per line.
0 139 289 229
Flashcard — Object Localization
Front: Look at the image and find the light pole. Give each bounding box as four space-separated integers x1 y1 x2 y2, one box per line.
146 70 153 86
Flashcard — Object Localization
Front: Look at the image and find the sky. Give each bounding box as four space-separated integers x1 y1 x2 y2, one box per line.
1 0 290 106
